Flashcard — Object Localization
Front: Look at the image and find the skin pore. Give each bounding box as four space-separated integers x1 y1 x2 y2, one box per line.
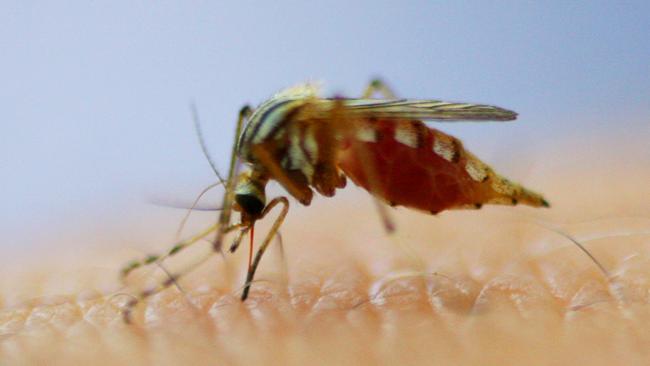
2 139 650 365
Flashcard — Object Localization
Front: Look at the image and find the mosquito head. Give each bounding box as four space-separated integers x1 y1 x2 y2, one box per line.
234 170 268 219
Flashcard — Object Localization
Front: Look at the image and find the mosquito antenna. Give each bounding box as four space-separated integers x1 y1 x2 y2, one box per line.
176 181 224 238
190 102 226 185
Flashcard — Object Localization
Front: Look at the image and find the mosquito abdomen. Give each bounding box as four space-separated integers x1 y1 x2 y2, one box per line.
338 119 548 214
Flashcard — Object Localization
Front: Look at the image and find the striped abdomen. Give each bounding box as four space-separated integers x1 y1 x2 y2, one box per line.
337 119 548 214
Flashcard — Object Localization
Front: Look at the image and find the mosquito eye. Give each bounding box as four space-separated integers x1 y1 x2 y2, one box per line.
235 193 265 217
234 172 267 218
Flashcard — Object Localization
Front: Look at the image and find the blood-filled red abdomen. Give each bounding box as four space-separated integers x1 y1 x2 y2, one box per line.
337 119 547 214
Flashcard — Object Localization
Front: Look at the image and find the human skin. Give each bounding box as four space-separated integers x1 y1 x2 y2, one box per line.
2 142 650 365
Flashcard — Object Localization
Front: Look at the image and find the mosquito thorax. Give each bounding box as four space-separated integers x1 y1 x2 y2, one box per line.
234 170 268 219
237 84 321 163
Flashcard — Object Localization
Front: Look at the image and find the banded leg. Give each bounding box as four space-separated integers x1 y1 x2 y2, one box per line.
241 196 290 301
120 223 227 281
120 222 241 323
213 105 253 251
123 105 253 282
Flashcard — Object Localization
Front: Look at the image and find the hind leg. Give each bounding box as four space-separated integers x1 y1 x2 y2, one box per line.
351 78 400 233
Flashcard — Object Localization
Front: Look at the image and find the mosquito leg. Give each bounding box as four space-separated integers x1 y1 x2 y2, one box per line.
122 224 215 282
362 78 397 99
273 231 289 292
272 231 292 301
240 197 290 301
346 133 397 234
134 105 252 278
229 227 251 253
373 198 396 233
356 78 400 233
226 225 287 301
251 144 314 205
212 105 253 251
228 227 288 297
221 105 253 225
120 222 245 323
121 105 256 322
120 223 241 283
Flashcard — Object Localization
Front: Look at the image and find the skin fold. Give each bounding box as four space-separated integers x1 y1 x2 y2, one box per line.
2 138 649 365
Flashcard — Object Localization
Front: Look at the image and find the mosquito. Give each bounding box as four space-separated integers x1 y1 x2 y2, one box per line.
119 79 549 321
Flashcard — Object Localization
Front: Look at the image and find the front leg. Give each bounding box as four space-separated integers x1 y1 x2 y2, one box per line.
119 222 241 323
240 196 290 301
251 143 314 205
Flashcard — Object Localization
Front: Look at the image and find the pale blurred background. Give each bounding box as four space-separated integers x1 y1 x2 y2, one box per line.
2 3 650 364
2 1 649 261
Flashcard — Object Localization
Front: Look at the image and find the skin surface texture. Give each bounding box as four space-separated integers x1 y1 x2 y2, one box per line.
2 137 649 365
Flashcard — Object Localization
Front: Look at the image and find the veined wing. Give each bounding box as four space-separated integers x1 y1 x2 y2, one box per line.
332 98 518 121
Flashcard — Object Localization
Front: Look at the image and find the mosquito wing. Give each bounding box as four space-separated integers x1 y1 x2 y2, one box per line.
335 98 517 122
